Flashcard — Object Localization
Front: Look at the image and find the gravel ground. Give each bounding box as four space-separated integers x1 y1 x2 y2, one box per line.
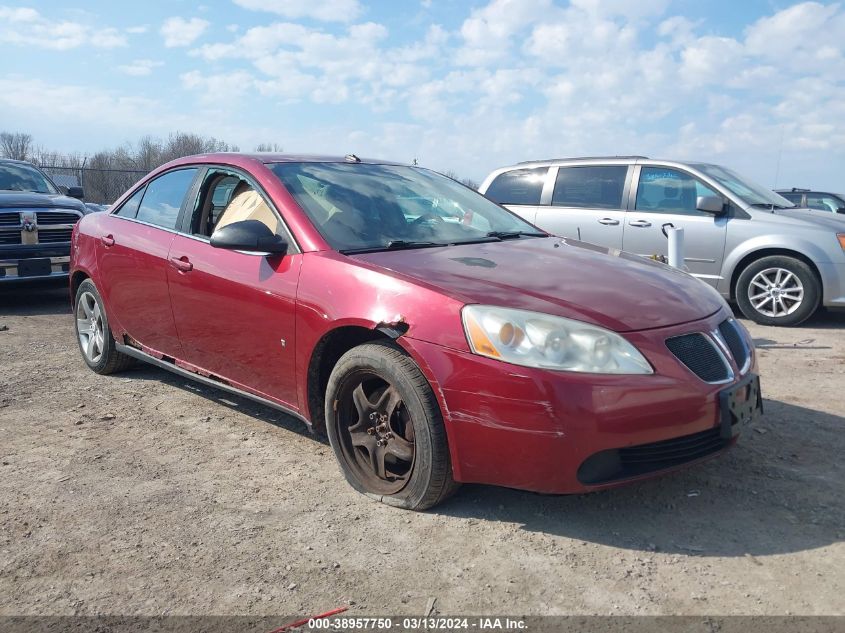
0 280 843 617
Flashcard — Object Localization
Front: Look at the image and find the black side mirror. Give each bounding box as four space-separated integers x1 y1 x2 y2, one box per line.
67 186 85 200
696 195 725 214
210 219 288 255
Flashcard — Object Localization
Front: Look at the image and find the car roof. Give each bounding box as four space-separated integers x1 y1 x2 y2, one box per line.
181 152 407 166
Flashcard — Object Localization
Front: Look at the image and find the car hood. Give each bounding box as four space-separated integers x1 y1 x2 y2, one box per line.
0 191 86 212
352 237 726 332
773 207 845 231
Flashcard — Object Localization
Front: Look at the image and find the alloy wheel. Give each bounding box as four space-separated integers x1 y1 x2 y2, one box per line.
76 291 105 363
747 267 804 318
335 372 416 495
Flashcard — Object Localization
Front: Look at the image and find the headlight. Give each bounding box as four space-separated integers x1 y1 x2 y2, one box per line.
462 305 653 374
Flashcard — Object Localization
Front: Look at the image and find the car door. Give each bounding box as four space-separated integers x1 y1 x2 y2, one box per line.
95 168 198 357
166 167 302 409
533 164 630 249
481 166 548 225
622 165 728 287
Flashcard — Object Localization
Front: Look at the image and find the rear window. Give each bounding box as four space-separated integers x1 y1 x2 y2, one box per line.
484 168 547 205
552 166 627 209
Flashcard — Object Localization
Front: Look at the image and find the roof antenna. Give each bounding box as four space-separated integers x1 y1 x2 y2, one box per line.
345 154 361 163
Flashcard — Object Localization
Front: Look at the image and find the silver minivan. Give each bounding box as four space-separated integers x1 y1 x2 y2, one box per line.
480 157 845 326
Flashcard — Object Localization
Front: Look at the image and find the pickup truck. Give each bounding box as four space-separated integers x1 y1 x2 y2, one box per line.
0 158 87 282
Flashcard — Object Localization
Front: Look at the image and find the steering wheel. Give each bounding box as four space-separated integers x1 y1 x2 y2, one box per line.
412 212 445 225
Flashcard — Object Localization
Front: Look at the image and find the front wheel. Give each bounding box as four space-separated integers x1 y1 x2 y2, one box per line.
325 341 458 510
735 256 821 326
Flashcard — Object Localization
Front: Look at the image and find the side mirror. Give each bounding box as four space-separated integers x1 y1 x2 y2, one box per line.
696 195 725 214
210 219 288 255
67 186 85 200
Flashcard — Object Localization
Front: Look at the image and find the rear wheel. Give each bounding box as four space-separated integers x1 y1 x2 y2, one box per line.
74 279 135 374
735 256 820 326
325 341 458 510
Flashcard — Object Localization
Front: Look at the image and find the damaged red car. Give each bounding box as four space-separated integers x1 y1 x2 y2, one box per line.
70 154 762 510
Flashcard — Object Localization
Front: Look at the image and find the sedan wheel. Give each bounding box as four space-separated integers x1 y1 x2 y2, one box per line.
76 290 105 364
74 279 135 374
325 341 459 510
335 373 416 495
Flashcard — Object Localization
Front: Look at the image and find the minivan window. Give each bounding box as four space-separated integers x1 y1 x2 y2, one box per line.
135 168 198 230
636 167 719 215
484 168 547 205
552 166 627 209
693 163 794 208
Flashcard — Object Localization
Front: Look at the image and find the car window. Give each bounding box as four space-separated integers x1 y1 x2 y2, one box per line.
635 167 718 215
212 180 281 237
135 168 198 230
779 192 803 205
484 168 547 205
807 194 843 213
114 187 145 219
552 166 627 209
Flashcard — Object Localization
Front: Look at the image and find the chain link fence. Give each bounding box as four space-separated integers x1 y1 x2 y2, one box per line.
38 165 148 205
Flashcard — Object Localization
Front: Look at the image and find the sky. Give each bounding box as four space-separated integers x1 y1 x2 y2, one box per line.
0 0 843 190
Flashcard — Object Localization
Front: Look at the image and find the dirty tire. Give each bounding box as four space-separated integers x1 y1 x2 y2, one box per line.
325 341 459 510
736 255 820 326
74 278 135 375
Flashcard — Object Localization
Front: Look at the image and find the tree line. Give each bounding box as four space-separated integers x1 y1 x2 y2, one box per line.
1 130 478 202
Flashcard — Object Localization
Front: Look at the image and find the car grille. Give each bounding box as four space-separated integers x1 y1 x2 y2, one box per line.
577 427 728 485
37 211 81 225
0 210 81 246
37 228 74 243
718 319 749 371
665 319 751 383
665 332 731 383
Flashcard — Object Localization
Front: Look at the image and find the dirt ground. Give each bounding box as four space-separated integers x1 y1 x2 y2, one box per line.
0 279 843 617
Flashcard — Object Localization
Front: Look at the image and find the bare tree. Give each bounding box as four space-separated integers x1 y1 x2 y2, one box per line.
0 131 33 161
254 143 283 152
441 169 479 190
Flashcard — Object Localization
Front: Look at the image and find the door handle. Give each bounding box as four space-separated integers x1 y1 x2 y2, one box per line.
597 218 620 226
100 234 115 247
628 220 652 228
169 256 193 272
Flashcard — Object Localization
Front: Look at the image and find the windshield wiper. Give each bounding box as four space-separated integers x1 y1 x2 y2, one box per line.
386 240 443 249
750 203 790 211
340 240 444 254
486 230 548 239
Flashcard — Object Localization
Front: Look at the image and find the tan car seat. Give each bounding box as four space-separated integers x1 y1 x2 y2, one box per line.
215 181 280 234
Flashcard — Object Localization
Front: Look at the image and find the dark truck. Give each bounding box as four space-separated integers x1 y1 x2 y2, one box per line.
0 158 87 282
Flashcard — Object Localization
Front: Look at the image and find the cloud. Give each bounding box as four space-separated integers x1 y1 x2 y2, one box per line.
117 59 164 76
160 16 210 48
232 0 362 22
0 6 127 49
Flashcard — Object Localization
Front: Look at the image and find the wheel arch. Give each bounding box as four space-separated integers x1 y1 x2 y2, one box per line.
306 325 395 435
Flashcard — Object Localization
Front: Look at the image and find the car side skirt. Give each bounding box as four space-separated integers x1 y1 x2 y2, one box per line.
115 343 312 430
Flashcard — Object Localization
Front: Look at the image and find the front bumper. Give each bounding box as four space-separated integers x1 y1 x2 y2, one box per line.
402 309 757 494
0 256 70 282
818 261 845 307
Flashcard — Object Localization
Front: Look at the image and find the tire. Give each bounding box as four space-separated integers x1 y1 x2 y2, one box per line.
324 341 459 510
735 255 821 326
74 279 135 374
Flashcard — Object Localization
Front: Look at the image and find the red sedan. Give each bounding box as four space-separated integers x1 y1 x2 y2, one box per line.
70 154 762 510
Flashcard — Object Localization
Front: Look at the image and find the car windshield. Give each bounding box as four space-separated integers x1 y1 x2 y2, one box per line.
692 163 794 208
0 162 58 194
270 162 545 252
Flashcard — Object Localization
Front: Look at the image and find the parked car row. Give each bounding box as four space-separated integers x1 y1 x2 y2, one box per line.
479 157 845 326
